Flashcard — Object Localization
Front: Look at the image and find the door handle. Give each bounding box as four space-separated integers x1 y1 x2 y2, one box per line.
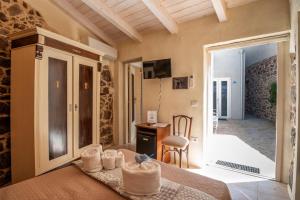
142 137 149 141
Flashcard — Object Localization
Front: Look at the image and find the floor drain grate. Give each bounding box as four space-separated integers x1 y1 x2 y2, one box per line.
216 160 260 174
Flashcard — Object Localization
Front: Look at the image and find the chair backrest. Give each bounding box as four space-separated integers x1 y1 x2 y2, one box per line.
172 115 192 139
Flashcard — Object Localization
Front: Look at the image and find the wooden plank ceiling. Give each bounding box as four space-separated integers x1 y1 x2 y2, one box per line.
61 0 259 45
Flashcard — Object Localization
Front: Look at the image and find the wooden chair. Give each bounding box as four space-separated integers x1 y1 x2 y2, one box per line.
161 115 192 168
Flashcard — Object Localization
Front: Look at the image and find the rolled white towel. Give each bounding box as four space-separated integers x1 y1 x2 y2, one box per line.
90 144 103 154
115 151 125 168
103 149 117 157
122 161 161 195
81 147 102 172
102 153 116 170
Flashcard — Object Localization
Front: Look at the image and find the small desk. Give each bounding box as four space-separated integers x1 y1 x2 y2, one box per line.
136 123 170 163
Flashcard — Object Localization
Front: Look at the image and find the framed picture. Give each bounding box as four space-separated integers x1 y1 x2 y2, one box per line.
173 77 189 89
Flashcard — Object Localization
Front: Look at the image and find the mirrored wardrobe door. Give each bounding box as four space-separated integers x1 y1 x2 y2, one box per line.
38 47 73 173
73 57 98 157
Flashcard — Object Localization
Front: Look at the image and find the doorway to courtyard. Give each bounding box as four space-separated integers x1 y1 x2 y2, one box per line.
125 61 143 145
208 43 279 179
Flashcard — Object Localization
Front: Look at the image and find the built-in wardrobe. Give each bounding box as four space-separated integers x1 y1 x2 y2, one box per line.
10 27 102 183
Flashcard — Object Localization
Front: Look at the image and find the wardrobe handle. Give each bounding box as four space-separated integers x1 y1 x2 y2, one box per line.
74 104 78 111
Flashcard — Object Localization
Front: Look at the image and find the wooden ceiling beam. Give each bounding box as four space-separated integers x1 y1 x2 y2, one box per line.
82 0 143 42
142 0 178 34
211 0 228 22
51 0 116 46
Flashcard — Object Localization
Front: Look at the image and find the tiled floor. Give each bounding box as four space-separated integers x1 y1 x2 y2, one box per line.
217 116 276 160
187 165 290 200
208 115 276 178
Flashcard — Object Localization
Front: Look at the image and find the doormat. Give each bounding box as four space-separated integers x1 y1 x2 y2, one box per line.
216 160 260 174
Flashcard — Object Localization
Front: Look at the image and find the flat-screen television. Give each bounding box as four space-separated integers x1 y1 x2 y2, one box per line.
143 59 171 79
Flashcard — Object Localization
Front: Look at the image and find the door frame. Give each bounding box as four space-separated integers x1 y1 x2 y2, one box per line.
213 78 232 119
128 66 136 144
120 58 143 145
202 31 290 181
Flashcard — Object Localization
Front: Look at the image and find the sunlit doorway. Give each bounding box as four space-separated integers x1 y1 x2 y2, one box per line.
207 43 279 179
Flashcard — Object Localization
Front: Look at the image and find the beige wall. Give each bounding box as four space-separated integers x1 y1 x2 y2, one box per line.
24 0 98 44
117 0 290 171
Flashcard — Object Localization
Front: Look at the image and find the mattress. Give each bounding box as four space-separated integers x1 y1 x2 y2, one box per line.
0 149 231 200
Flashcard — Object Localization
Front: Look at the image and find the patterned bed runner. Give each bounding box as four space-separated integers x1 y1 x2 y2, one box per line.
73 160 216 200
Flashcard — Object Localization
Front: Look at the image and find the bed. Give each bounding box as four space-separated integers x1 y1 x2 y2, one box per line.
0 149 231 200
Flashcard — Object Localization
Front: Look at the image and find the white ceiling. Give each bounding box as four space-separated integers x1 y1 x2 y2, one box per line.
54 0 260 46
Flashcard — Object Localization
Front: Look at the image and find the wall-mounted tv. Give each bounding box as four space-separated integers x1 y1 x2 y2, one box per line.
143 58 172 79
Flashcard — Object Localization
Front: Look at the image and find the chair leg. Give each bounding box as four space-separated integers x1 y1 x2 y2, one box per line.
161 145 165 162
186 148 189 168
179 149 182 168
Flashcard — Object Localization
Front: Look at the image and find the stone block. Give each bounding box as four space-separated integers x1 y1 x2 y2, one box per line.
101 70 111 82
1 76 10 86
100 135 113 146
100 126 112 137
8 4 23 16
101 87 109 95
0 94 10 100
0 151 11 169
102 111 112 120
6 136 10 149
0 68 4 77
0 141 3 152
0 102 10 115
0 57 10 68
0 116 10 134
0 38 8 49
0 12 8 22
0 169 11 186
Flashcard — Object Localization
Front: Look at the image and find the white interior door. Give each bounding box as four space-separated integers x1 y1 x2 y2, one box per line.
213 78 231 119
73 56 98 157
37 47 73 174
128 65 142 144
129 67 136 144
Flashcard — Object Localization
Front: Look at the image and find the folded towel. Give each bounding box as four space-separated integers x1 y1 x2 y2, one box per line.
104 149 117 157
122 161 161 195
90 144 103 154
102 154 116 170
135 153 151 164
115 151 125 168
81 147 102 172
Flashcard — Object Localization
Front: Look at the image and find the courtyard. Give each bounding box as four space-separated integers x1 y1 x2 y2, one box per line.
207 115 276 178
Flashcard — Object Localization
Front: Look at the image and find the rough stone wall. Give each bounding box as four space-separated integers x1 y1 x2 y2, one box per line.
245 56 277 122
100 65 114 147
289 53 297 190
0 0 47 186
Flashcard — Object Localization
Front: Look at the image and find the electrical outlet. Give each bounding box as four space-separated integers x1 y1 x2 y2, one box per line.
190 136 198 142
191 100 198 107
